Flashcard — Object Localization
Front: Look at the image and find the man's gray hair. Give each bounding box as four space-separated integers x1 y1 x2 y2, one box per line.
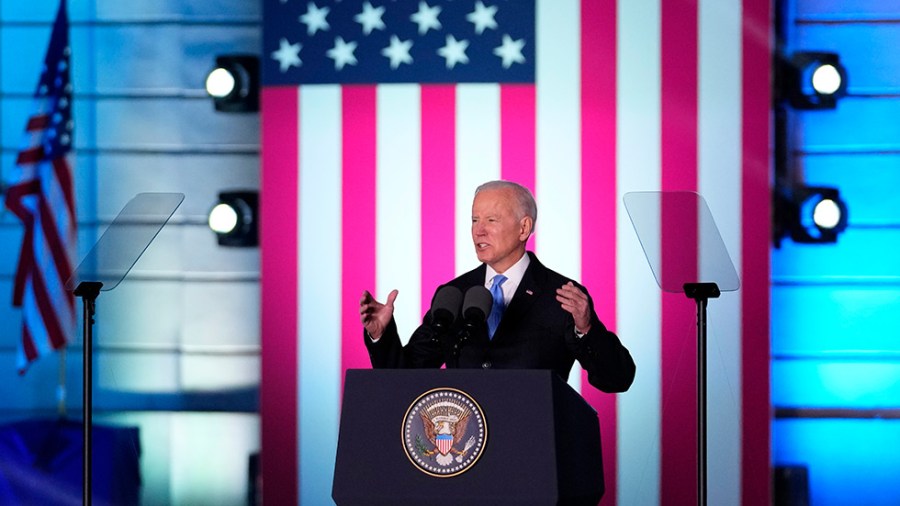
475 180 537 224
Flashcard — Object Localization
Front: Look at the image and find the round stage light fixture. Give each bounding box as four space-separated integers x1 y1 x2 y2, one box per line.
205 67 237 99
208 202 239 234
208 191 259 247
205 55 259 113
811 197 843 230
811 64 842 96
776 186 848 244
786 52 848 110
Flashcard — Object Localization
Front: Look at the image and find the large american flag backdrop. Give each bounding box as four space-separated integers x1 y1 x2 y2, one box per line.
260 1 771 505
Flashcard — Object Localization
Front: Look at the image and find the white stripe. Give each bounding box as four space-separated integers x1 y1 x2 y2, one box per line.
535 0 582 391
377 84 422 342
27 204 68 353
455 84 501 276
21 195 74 357
617 0 663 504
22 287 53 353
699 1 743 504
298 85 342 505
43 159 76 249
35 193 76 342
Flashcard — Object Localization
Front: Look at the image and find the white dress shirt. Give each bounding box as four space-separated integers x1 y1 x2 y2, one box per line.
484 251 530 306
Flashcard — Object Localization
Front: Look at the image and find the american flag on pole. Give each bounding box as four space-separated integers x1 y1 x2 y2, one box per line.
260 1 771 505
4 0 76 375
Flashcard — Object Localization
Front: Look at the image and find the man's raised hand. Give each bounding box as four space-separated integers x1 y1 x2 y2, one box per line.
359 289 398 341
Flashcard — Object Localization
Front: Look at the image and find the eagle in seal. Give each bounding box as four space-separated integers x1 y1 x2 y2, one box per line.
420 401 472 466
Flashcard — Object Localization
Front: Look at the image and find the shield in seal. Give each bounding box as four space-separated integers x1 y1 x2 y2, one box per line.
401 387 487 477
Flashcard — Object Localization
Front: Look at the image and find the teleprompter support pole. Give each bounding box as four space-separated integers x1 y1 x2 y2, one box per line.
74 281 102 506
683 282 720 506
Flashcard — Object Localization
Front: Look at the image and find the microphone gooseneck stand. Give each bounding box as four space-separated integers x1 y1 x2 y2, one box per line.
74 281 103 506
450 318 483 369
683 282 720 506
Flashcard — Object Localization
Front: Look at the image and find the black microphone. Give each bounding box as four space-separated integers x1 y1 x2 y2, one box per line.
462 286 492 326
429 285 463 330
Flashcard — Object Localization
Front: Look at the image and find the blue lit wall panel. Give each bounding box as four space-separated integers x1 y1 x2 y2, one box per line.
774 419 900 506
0 1 57 20
773 360 900 408
772 229 900 278
794 24 900 93
0 98 35 147
1 0 260 21
93 0 260 21
772 285 900 354
0 279 20 349
93 152 259 217
93 98 259 149
796 97 900 150
93 26 188 91
92 25 259 93
0 27 53 92
796 0 900 18
774 1 900 503
803 154 900 226
0 25 104 94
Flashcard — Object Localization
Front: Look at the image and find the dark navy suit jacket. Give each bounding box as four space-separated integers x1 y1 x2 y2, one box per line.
365 252 635 393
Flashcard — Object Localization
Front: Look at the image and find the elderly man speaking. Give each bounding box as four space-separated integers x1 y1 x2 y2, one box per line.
359 180 635 393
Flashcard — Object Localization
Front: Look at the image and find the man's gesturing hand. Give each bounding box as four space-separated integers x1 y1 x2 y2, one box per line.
359 289 398 341
556 282 592 335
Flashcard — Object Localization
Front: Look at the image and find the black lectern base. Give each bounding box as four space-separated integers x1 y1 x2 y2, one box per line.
333 369 603 506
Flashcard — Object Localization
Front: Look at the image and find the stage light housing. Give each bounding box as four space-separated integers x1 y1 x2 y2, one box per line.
785 52 847 110
205 55 259 113
209 191 258 247
775 186 848 245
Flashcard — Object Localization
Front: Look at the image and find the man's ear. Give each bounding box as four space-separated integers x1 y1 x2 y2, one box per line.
519 216 534 240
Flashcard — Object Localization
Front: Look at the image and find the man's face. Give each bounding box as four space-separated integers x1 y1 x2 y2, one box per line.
471 187 531 273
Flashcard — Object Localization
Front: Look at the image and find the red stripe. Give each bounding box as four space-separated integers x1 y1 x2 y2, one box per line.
38 195 74 305
741 0 772 503
500 84 536 251
499 84 535 189
341 86 377 379
12 232 33 308
30 264 68 350
661 0 699 504
16 146 45 165
4 181 40 307
3 179 41 211
580 0 619 503
52 157 77 219
260 86 299 506
6 151 74 370
26 114 50 131
420 85 457 315
20 326 38 374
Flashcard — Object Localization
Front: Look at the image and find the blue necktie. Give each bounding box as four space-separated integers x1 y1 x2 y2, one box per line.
487 274 507 339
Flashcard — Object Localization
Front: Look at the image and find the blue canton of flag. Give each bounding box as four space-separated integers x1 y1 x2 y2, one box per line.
263 0 535 85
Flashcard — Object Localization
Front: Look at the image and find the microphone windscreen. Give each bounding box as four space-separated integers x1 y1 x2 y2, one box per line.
430 285 463 327
462 286 492 323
